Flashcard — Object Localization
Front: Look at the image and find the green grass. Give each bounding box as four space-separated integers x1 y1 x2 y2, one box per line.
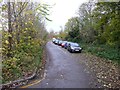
80 43 120 64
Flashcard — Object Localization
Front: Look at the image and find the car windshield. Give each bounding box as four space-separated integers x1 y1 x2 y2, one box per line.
71 43 79 47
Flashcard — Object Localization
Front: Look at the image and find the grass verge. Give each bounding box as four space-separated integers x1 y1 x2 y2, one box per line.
80 43 120 64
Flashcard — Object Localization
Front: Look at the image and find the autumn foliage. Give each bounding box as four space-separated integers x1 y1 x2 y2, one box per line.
1 2 49 84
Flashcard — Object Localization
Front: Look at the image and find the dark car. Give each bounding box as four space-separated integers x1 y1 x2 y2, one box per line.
61 41 67 47
67 42 82 53
64 42 71 49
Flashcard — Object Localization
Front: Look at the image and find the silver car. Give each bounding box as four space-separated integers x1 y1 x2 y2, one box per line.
67 42 82 53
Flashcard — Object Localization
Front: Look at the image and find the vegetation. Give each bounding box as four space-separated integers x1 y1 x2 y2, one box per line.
81 43 120 63
57 0 120 63
0 1 50 84
0 0 120 85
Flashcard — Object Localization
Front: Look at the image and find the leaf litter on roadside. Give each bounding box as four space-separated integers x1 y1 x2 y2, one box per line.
76 53 120 88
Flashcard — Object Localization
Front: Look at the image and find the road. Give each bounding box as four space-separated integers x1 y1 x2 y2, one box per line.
22 41 101 88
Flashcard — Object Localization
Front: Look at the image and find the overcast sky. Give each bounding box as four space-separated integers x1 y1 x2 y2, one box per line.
1 0 88 32
41 0 88 32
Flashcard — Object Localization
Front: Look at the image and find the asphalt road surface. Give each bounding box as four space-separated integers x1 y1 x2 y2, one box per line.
23 41 101 88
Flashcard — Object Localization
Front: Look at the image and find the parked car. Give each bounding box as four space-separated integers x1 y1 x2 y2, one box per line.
54 39 59 45
61 41 67 47
52 38 56 43
64 42 71 49
58 40 63 46
67 42 82 53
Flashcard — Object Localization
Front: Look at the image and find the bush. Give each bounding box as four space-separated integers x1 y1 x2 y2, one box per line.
2 35 45 84
80 42 120 64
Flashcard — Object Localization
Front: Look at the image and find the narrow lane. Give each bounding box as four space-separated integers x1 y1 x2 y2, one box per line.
27 41 96 88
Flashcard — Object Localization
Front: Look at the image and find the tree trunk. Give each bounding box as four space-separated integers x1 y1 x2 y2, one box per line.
7 2 12 57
